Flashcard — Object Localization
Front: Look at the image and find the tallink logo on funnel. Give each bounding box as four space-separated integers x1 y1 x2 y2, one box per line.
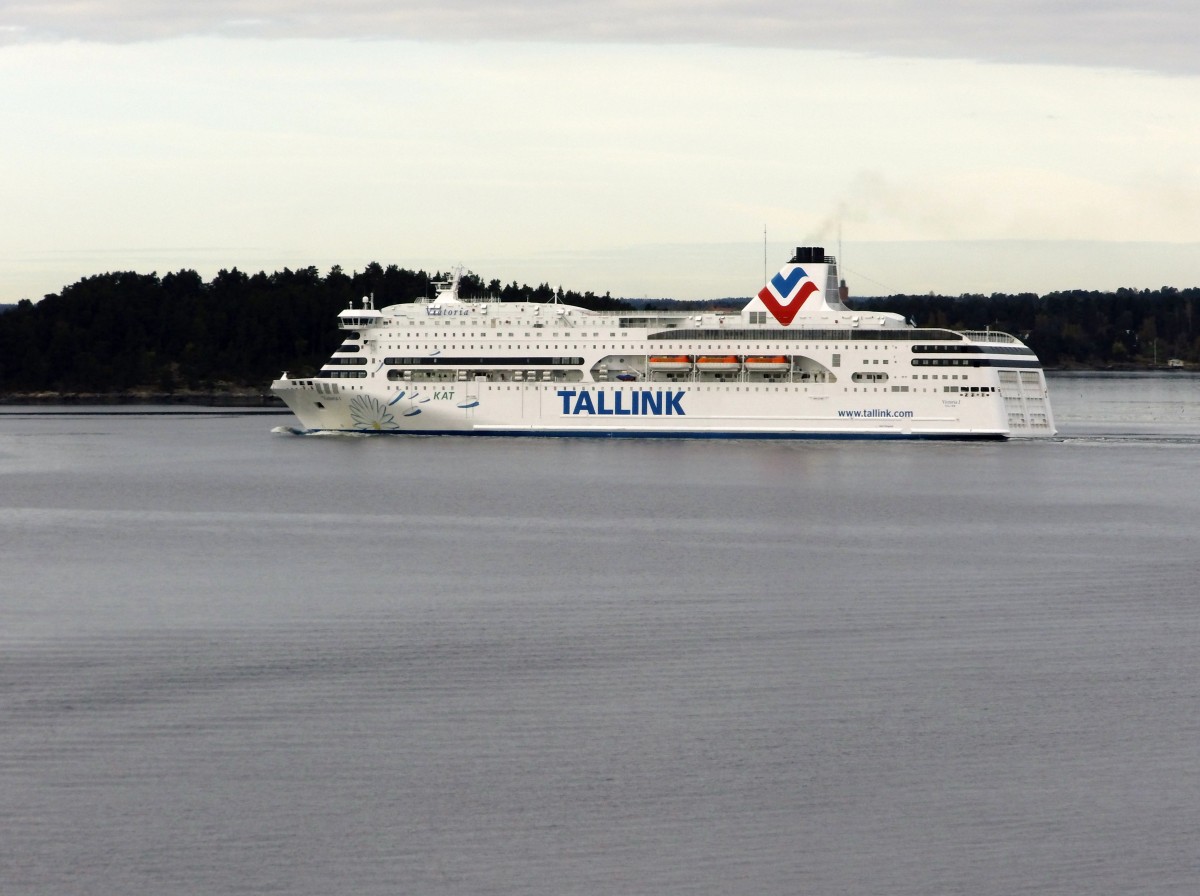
757 267 819 326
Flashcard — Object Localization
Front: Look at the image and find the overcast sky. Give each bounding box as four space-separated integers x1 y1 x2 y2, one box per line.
3 1 1198 301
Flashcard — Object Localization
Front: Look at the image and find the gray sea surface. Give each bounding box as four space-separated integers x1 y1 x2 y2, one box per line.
2 372 1199 895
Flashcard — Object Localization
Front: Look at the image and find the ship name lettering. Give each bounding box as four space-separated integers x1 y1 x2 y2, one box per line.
426 307 471 317
556 389 685 416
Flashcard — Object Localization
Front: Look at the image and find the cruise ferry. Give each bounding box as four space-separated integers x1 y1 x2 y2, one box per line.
271 247 1055 438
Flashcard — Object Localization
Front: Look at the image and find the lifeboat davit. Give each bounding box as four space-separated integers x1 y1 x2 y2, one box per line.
744 355 790 372
695 355 741 371
648 355 693 371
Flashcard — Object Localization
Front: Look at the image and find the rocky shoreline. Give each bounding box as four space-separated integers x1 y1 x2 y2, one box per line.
0 389 284 407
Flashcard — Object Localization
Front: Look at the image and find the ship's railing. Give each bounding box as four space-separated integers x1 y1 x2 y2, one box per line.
960 329 1019 344
412 295 503 305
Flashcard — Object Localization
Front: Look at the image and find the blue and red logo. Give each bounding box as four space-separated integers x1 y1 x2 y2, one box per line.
758 267 819 326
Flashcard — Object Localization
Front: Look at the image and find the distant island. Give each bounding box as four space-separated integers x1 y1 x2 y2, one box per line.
1 263 1196 403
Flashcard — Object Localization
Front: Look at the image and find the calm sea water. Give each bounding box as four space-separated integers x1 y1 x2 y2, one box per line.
2 373 1199 895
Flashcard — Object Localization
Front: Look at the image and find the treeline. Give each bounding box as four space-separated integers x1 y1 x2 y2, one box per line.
0 264 1197 394
853 288 1200 367
0 263 625 393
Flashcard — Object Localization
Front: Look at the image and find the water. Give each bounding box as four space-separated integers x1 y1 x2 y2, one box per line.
2 373 1199 894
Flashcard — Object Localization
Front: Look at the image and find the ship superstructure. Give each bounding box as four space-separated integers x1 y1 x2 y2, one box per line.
271 247 1055 438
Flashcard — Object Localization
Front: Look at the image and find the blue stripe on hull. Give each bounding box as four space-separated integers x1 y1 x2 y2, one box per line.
293 428 1006 442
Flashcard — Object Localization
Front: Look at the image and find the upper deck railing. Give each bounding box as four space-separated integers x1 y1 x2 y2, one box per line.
960 330 1019 344
412 294 503 305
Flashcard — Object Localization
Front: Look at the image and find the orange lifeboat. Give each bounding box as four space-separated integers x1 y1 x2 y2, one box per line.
695 355 741 371
744 355 789 372
648 355 693 371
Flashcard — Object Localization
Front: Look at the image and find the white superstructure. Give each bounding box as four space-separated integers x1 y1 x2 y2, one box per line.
271 248 1055 439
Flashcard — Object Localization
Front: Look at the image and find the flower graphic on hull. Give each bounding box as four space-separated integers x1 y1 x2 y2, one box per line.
348 395 400 431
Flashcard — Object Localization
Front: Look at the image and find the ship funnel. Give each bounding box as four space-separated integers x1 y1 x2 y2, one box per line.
745 245 847 324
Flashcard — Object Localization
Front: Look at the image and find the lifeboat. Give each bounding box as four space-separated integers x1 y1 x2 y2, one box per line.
648 355 693 371
695 355 741 372
744 355 790 372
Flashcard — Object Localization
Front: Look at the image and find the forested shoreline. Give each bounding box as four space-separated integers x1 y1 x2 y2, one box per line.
1 263 1197 400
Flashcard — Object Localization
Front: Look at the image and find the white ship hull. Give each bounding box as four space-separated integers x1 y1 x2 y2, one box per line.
272 378 1048 439
271 248 1055 440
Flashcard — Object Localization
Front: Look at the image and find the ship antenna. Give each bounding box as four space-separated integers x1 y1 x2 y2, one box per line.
763 225 767 285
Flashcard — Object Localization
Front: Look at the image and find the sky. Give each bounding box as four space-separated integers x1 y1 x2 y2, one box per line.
2 1 1199 302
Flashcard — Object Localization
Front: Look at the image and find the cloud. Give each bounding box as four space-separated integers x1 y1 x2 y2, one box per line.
3 1 1198 75
3 15 1198 303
